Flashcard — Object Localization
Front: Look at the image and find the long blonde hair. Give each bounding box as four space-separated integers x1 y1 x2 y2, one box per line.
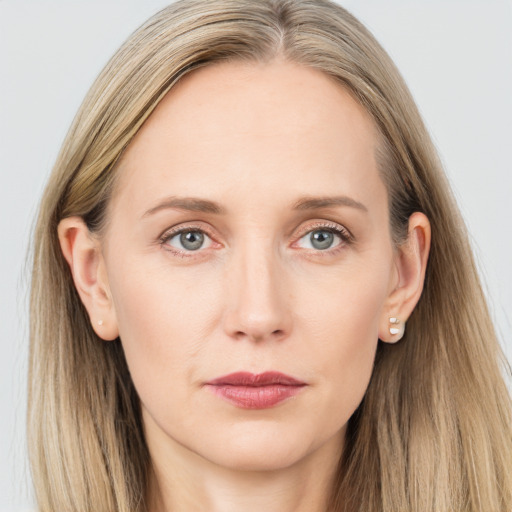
28 1 512 510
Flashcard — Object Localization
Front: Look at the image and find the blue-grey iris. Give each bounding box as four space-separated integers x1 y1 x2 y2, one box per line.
180 231 204 250
311 230 334 250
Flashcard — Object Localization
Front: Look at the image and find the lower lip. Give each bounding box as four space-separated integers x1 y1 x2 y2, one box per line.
205 384 305 409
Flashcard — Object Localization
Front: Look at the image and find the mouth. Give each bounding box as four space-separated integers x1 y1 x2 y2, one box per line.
204 371 307 409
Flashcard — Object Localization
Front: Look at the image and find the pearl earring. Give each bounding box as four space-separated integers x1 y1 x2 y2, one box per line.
389 317 400 335
98 320 104 326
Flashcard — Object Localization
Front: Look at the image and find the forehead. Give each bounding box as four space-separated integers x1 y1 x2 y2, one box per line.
111 58 383 214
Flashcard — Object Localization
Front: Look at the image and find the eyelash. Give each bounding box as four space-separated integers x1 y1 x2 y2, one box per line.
158 221 353 258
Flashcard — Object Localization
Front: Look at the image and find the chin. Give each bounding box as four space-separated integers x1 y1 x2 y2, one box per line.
196 424 319 472
208 444 306 472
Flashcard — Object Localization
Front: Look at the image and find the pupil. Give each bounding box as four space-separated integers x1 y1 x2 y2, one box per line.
311 230 333 250
180 231 204 250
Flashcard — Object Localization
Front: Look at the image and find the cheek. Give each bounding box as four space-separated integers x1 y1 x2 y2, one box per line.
294 258 391 423
298 252 390 350
107 257 222 407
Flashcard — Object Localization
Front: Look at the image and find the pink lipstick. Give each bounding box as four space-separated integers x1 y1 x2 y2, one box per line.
205 371 307 409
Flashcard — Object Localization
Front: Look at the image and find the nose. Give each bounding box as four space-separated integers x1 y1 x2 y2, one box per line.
222 241 292 343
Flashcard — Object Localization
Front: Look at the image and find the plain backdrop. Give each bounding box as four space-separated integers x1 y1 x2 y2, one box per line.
1 0 511 510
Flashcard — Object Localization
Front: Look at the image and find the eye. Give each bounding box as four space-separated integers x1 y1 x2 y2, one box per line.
163 229 213 252
296 227 347 251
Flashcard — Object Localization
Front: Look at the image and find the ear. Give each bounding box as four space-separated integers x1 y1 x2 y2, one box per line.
57 216 119 341
379 212 431 343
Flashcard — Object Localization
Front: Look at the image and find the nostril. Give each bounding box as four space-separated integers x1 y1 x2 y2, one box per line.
233 329 286 342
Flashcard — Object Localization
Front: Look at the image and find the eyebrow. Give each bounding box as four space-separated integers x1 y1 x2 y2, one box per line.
142 196 227 218
141 194 368 219
292 195 368 213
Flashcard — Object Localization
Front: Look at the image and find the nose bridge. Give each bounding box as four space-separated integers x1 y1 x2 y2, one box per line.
224 234 291 342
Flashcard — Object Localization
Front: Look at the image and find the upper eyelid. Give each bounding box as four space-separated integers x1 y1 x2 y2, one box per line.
294 221 352 240
160 220 347 233
159 222 215 241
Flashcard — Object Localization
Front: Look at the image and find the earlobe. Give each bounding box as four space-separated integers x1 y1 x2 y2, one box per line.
57 216 119 341
379 212 431 343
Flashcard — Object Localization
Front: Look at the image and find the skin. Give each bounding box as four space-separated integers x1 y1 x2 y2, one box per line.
59 58 430 512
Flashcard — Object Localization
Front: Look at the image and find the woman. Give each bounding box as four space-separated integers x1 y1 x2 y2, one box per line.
28 0 512 510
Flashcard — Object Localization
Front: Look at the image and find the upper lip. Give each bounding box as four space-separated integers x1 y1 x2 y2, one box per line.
206 371 306 387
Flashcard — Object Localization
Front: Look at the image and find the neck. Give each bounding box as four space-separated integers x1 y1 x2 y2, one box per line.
146 422 344 512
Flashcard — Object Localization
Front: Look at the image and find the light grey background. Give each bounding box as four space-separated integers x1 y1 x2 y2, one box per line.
1 0 511 510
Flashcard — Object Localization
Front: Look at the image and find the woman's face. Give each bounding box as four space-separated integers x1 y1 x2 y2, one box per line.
100 59 400 471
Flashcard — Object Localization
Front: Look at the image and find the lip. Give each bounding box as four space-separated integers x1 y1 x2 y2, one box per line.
204 372 307 409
